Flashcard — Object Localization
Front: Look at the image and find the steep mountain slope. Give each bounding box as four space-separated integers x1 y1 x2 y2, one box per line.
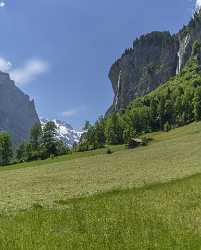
0 72 39 144
40 118 83 147
107 10 201 113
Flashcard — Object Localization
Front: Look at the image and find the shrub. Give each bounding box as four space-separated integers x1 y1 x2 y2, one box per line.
106 148 112 154
164 122 171 132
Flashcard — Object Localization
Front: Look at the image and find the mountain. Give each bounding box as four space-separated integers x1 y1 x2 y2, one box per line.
40 118 83 147
0 72 39 144
107 10 201 113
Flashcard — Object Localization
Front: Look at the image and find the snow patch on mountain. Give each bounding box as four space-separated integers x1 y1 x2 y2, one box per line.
40 118 83 147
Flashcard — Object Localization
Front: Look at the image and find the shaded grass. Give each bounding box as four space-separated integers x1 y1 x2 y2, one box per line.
2 174 201 249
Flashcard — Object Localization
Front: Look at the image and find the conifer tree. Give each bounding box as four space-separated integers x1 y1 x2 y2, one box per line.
42 121 58 157
0 133 13 166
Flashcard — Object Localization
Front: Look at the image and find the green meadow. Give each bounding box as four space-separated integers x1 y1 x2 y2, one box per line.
1 122 201 249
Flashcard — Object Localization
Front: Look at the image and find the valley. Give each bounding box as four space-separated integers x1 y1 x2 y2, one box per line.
0 122 201 248
0 2 201 249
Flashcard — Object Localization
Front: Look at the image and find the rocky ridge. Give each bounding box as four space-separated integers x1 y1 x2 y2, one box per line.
0 72 39 144
108 10 201 113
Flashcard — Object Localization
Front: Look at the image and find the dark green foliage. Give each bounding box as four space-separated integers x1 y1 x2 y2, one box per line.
16 142 27 162
193 87 201 121
15 121 70 164
150 97 160 130
125 104 151 134
79 117 106 151
81 57 201 151
55 140 70 156
106 148 112 154
123 127 136 145
121 58 201 135
0 133 13 166
93 116 106 148
42 121 58 158
105 113 124 145
20 123 44 162
30 123 42 151
164 122 171 132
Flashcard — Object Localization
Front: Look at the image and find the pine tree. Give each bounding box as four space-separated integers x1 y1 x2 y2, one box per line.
83 121 91 130
16 142 27 162
42 121 58 157
105 113 123 145
0 133 13 166
30 123 42 151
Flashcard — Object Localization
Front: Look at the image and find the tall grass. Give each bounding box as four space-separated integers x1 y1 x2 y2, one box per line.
1 174 201 249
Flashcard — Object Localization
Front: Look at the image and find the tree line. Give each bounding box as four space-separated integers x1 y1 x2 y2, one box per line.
0 121 70 166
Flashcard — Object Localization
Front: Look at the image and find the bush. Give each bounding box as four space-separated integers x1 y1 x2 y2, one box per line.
164 122 171 132
106 148 112 154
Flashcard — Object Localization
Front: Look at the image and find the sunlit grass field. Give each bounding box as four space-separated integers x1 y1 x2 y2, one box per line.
2 174 201 250
1 122 201 249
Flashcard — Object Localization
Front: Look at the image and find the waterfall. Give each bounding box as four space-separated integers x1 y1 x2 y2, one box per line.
115 70 122 111
176 34 191 74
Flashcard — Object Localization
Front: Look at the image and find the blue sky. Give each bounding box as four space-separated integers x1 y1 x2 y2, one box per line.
0 0 198 128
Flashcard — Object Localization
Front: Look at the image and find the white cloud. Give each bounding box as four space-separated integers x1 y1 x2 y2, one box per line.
196 0 201 9
10 59 49 86
0 57 49 86
0 2 6 8
0 57 12 72
61 109 79 118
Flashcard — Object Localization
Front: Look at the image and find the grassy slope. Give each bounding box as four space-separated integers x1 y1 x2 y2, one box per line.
2 174 201 250
2 144 125 172
1 122 201 212
1 123 201 248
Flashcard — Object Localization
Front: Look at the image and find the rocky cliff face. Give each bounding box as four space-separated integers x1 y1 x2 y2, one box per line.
0 72 39 144
176 12 201 74
108 11 201 113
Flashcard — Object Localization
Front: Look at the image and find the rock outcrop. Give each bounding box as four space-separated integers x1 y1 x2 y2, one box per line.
0 72 39 144
107 10 201 113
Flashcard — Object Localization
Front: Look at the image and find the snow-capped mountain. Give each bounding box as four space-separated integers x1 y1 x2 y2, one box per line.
40 118 83 147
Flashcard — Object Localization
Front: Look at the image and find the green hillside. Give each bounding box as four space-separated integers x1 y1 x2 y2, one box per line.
0 122 201 212
81 55 201 151
1 122 201 248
